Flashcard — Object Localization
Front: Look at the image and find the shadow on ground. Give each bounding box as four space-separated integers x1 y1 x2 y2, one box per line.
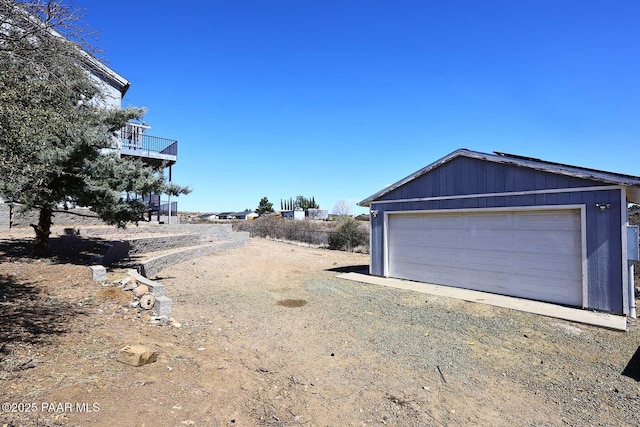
0 235 108 265
0 274 85 356
622 346 640 381
325 264 369 274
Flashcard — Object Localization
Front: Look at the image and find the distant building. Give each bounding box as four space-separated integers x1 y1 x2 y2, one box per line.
281 209 305 220
198 213 219 221
233 211 258 220
306 209 329 220
216 211 258 220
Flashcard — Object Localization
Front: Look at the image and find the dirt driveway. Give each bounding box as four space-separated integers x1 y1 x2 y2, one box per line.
1 237 639 426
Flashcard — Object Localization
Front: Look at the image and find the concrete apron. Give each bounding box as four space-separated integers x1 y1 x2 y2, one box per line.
336 272 628 331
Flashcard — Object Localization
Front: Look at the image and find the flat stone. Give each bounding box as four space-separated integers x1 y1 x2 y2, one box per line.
120 277 137 291
116 344 157 367
133 284 149 298
127 270 165 297
154 296 173 317
90 265 106 282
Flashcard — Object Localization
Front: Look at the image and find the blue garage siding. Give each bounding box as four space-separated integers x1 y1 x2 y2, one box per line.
377 157 608 202
369 171 624 313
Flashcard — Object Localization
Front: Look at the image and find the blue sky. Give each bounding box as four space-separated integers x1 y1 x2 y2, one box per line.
80 1 640 215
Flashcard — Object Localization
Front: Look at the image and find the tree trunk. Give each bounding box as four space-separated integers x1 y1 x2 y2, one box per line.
31 206 53 257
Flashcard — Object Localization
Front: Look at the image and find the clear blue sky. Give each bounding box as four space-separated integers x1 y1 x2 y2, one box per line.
79 1 640 215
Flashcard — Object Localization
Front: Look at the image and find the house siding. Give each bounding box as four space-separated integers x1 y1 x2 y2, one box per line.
369 157 625 313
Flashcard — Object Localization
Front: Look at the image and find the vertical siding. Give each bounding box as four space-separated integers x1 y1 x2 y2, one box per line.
370 169 625 313
377 157 605 201
586 189 622 313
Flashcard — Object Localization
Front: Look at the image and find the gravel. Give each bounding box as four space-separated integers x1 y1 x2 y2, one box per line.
299 271 640 426
3 236 636 426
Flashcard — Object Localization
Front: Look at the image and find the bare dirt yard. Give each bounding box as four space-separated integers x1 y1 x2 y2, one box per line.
1 234 639 426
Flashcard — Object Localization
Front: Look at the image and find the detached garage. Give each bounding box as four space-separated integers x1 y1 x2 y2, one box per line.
359 149 640 316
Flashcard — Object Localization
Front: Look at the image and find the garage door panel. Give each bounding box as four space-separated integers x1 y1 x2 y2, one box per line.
391 263 466 287
391 247 461 267
394 247 581 277
387 209 583 307
513 230 579 251
514 212 580 231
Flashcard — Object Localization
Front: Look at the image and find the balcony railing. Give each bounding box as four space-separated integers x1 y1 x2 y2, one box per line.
120 128 178 157
139 194 178 217
159 201 178 216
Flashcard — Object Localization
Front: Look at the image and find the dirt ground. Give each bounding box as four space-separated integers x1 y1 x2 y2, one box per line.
0 235 639 426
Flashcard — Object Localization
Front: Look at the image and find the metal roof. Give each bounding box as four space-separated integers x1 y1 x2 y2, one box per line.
359 148 640 206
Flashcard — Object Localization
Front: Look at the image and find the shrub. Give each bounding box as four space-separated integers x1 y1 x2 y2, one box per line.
234 214 370 252
328 219 369 252
234 214 332 246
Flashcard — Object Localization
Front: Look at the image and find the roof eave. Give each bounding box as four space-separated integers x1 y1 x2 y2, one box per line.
359 148 640 206
358 148 471 207
45 24 131 97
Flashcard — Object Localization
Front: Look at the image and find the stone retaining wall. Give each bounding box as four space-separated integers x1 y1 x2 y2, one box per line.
138 235 249 277
128 234 202 255
89 225 249 271
81 223 232 238
0 203 181 231
0 204 106 230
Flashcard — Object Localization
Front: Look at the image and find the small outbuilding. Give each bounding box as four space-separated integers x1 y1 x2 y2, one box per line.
281 209 306 221
359 149 640 316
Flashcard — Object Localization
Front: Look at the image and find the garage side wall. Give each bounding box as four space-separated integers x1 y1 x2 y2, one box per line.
368 158 624 313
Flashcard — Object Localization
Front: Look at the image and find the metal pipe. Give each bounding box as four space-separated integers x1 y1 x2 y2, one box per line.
630 263 637 318
167 165 172 225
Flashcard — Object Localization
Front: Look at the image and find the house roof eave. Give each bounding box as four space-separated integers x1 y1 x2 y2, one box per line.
358 148 469 207
359 148 640 207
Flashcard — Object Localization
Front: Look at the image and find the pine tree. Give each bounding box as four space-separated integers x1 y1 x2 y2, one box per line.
0 0 189 255
256 197 274 215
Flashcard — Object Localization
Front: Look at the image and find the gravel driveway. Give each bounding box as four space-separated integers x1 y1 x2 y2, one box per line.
1 236 638 426
157 238 640 426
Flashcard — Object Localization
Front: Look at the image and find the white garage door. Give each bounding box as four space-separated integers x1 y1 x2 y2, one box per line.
387 209 583 306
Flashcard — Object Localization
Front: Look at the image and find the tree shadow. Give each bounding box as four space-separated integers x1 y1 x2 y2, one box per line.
0 273 85 356
622 345 640 381
325 264 369 274
0 235 109 266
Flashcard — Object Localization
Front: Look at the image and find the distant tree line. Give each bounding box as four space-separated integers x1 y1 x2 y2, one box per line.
280 196 319 211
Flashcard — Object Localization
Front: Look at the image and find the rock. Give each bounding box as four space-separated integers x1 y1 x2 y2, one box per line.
172 322 182 328
90 265 107 282
139 293 155 310
154 296 173 316
158 315 170 325
122 277 137 291
116 344 157 367
130 301 140 309
133 284 149 298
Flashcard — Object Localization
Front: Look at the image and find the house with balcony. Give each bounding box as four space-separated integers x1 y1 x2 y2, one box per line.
85 55 180 223
0 5 181 228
